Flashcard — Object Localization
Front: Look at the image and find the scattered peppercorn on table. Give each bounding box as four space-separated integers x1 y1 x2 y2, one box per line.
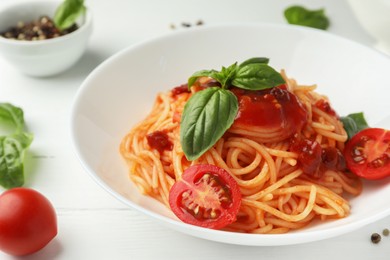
1 0 390 259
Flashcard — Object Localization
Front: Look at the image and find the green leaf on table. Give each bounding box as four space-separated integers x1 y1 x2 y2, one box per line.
0 133 33 189
0 103 25 132
0 103 33 189
284 5 330 30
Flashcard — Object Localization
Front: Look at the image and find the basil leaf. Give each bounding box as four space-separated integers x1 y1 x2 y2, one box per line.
284 5 330 30
239 57 269 67
54 0 86 31
180 87 238 160
0 103 24 132
219 63 237 88
340 112 369 139
232 63 285 90
188 64 238 89
340 117 358 140
348 112 369 130
187 57 278 90
182 57 286 160
0 133 33 189
188 69 220 89
0 103 33 189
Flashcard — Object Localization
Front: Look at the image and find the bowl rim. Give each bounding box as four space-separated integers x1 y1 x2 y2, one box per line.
70 22 390 246
0 0 92 46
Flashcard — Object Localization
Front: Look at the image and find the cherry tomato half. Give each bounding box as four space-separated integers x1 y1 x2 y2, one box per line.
169 164 241 229
344 128 390 180
0 188 57 256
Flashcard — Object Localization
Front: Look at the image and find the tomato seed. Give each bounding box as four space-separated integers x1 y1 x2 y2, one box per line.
201 173 210 182
193 206 200 214
352 151 366 163
209 179 217 187
210 210 217 219
369 158 385 168
182 191 190 198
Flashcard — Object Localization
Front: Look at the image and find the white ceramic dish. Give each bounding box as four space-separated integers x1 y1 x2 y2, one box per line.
346 0 390 54
0 0 92 77
71 23 390 246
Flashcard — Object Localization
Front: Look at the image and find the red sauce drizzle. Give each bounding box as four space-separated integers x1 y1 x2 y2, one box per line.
290 135 322 177
147 131 173 154
171 80 221 96
231 86 308 137
315 99 337 117
171 84 190 96
290 135 347 178
321 147 346 171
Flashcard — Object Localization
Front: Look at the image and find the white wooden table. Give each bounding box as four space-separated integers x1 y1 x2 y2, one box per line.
1 0 389 259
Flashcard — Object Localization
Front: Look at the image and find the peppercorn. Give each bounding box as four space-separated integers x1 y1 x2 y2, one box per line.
181 22 191 28
196 20 204 26
383 228 389 237
170 20 205 30
0 16 78 41
371 233 381 244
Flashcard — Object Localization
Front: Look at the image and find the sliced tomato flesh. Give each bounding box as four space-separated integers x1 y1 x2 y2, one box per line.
344 128 390 180
169 164 241 229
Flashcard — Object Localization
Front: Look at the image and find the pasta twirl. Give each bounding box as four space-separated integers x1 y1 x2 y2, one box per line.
120 70 362 233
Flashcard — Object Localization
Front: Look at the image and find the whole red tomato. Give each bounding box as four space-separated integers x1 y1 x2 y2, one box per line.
0 188 57 256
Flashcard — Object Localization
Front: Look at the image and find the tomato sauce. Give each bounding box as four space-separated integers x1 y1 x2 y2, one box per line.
290 135 347 178
146 131 173 154
322 146 347 171
231 85 308 135
290 135 322 177
171 84 190 96
171 80 221 96
315 99 337 117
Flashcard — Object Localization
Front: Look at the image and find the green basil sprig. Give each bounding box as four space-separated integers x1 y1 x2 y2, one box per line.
340 112 369 139
180 88 238 160
284 5 330 30
54 0 86 31
181 57 285 160
0 103 33 189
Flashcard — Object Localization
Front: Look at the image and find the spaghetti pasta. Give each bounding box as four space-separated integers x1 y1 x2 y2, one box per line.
120 70 362 233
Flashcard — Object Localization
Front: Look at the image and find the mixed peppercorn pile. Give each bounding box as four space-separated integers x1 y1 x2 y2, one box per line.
1 16 78 41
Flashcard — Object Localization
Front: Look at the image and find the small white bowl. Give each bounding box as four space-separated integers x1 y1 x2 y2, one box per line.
0 1 92 77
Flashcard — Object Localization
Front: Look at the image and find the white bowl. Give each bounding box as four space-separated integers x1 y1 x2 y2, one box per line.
0 0 92 77
346 0 390 54
71 23 390 246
